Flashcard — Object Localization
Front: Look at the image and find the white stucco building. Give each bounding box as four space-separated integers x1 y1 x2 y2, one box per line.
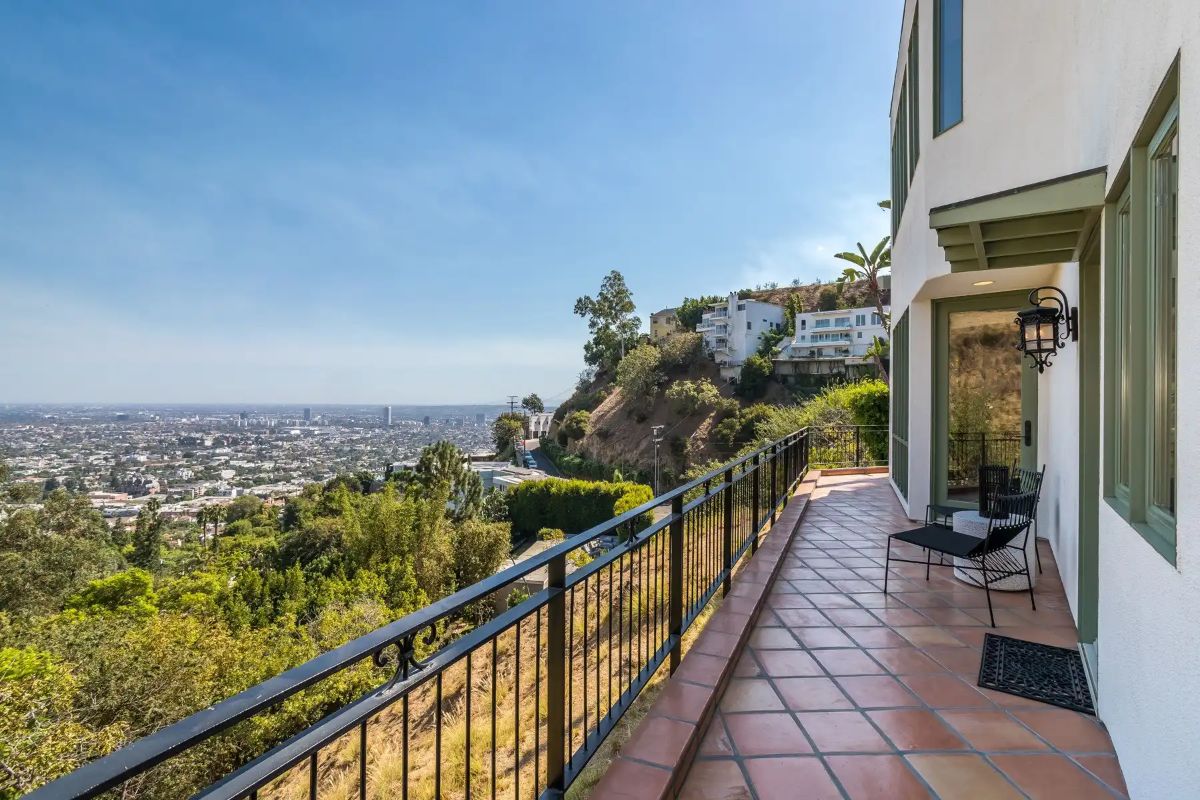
696 292 785 380
889 2 1197 796
773 305 890 380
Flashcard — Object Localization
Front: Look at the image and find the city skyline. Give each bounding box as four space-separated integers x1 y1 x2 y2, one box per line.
0 2 898 403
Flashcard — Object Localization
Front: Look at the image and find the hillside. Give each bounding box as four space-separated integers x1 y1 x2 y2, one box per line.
741 279 890 312
548 344 790 488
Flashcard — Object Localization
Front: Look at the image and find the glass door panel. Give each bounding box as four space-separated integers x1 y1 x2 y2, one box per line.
934 294 1038 507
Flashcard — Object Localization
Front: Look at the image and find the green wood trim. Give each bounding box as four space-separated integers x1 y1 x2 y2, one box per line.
1078 242 1101 645
930 291 1037 508
929 172 1106 230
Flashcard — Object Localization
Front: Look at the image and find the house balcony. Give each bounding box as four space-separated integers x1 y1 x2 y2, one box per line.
29 450 1127 800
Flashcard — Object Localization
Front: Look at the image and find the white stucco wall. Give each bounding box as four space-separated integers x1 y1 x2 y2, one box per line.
889 2 1200 796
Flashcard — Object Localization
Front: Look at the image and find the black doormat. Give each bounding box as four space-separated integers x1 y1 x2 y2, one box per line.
978 633 1095 715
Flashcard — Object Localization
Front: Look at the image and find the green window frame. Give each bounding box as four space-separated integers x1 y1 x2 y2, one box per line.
891 13 919 234
891 310 910 499
1103 66 1178 564
934 0 963 135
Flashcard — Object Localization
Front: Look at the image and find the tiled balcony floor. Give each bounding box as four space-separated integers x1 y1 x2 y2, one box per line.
679 473 1127 800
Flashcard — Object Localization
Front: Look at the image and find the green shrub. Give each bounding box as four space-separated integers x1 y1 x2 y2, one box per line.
538 438 649 485
560 410 591 442
665 378 721 415
659 332 703 371
736 354 773 399
615 344 663 400
537 527 565 542
507 479 654 538
714 404 774 446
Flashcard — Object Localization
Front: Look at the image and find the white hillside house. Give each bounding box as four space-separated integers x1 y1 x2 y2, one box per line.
773 306 890 379
696 292 785 380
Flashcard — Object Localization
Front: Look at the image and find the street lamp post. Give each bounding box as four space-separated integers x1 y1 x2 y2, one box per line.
651 425 665 495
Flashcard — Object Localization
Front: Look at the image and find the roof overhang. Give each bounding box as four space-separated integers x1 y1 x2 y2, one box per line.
929 167 1106 272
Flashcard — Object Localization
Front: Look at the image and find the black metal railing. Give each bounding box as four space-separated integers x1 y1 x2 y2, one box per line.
947 431 1022 491
806 425 889 469
31 430 810 800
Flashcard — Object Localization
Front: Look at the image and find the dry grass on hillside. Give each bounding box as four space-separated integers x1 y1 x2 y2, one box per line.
259 498 774 800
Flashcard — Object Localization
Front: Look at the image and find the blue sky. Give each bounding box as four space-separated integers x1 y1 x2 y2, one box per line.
0 1 901 404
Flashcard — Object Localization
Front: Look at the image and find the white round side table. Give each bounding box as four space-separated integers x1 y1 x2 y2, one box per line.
951 510 1037 591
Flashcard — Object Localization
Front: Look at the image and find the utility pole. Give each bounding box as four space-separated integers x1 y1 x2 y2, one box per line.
507 395 519 414
651 424 665 495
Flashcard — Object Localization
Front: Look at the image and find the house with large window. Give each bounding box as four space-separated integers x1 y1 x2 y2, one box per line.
888 1 1197 796
773 304 890 379
696 292 785 380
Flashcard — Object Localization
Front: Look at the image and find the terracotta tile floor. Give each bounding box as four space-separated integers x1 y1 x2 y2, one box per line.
678 474 1128 800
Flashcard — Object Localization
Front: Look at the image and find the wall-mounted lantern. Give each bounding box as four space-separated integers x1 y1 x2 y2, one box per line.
1015 286 1077 373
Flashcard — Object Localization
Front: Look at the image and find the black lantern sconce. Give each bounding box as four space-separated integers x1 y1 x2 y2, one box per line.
1014 286 1077 373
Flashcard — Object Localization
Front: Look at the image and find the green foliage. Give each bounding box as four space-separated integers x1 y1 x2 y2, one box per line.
574 270 641 370
520 393 544 413
479 488 510 522
657 331 703 371
615 343 663 400
539 438 645 484
0 647 122 799
507 479 653 538
5 481 41 503
223 495 264 524
451 521 511 601
537 527 566 541
408 440 483 522
714 404 774 447
674 295 721 331
560 410 591 442
65 569 158 618
492 412 528 453
665 378 722 416
129 498 165 571
756 328 787 358
817 285 839 311
736 354 773 399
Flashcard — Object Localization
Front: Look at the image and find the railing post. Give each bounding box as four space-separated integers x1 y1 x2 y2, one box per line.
782 437 791 508
751 453 761 552
668 493 684 673
545 552 567 791
722 466 734 596
854 426 862 467
770 444 779 525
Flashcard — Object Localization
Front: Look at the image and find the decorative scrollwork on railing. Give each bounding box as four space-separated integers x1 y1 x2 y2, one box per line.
374 623 440 688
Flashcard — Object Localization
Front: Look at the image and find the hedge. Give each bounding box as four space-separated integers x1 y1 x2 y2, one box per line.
507 478 654 538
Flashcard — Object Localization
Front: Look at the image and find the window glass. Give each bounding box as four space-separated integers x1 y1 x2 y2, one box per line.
935 0 963 133
1150 129 1178 518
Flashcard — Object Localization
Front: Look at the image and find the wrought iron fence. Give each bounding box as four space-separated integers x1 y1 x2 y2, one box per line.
947 432 1023 491
806 425 889 469
31 431 811 800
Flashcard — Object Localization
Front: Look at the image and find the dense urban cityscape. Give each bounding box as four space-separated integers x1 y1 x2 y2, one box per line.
0 403 515 522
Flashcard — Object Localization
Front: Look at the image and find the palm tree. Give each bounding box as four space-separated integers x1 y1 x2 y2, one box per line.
835 208 892 381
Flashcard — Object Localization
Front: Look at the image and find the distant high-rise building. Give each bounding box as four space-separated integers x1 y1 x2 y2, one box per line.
383 406 392 426
423 415 431 426
476 413 485 425
303 407 312 422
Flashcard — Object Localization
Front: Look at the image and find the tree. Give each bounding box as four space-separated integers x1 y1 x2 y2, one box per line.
223 495 263 524
834 208 892 380
817 285 839 311
492 412 527 453
65 569 158 617
574 270 640 370
615 343 663 401
675 295 722 331
130 498 165 570
411 441 483 522
781 293 806 335
520 394 544 414
736 354 773 399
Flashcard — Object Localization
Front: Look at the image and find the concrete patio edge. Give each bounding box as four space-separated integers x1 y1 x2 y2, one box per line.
590 470 823 800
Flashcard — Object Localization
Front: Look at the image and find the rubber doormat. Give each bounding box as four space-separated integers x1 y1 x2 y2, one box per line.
978 633 1095 714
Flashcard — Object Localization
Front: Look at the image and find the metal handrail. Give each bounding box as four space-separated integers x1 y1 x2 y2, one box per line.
29 429 811 800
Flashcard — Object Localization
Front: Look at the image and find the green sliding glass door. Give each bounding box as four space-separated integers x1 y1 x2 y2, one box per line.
933 292 1038 507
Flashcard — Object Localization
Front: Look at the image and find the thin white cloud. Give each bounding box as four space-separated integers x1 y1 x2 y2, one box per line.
737 194 890 289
